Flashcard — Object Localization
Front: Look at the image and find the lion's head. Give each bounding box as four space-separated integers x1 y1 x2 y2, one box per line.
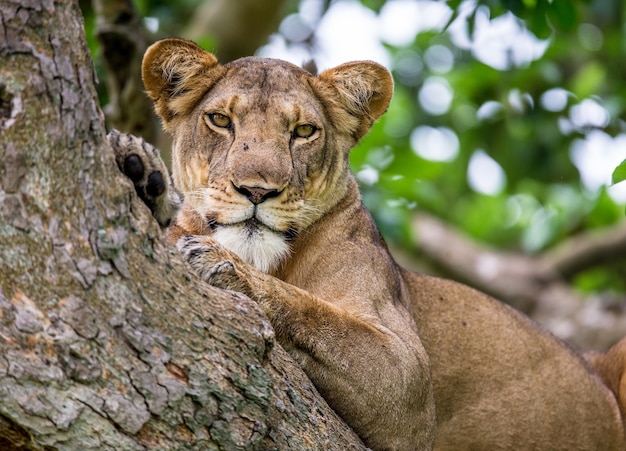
142 38 393 272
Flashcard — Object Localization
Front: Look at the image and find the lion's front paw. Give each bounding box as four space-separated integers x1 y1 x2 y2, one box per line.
178 236 250 294
108 129 181 227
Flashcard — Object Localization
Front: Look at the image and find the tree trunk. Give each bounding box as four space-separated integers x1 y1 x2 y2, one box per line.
93 0 158 142
0 1 365 449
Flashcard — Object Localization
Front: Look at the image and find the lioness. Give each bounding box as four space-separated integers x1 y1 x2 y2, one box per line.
109 38 626 450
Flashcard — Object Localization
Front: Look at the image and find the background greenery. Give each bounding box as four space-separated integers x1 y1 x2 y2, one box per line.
81 0 626 300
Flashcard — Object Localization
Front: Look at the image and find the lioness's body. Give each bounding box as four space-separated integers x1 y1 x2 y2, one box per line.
110 38 626 450
273 175 625 450
407 272 624 449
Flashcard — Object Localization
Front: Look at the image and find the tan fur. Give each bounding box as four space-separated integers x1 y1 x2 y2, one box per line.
138 39 626 450
586 337 626 426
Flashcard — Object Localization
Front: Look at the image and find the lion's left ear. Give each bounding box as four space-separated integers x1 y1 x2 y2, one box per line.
142 38 225 131
318 61 393 140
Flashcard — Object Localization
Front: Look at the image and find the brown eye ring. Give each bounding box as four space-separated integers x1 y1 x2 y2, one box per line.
208 113 232 128
294 124 317 139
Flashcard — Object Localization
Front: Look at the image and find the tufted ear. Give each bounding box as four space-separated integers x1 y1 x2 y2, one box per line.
142 38 225 131
318 61 393 140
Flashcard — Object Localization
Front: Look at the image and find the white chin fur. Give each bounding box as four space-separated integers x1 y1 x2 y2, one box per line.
213 224 290 273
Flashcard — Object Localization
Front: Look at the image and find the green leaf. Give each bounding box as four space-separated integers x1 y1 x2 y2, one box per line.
447 0 463 10
547 0 578 32
570 62 606 98
359 0 386 13
529 1 552 39
612 159 626 185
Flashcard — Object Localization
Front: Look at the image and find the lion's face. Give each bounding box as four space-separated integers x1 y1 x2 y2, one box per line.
142 39 393 272
171 60 340 272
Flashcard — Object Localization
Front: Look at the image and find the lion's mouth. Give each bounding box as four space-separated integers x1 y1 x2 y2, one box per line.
207 216 297 242
243 217 263 237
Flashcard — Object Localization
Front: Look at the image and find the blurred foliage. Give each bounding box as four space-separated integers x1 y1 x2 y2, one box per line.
80 0 625 296
348 0 626 296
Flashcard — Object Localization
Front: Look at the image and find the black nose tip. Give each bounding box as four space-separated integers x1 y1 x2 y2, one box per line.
235 184 281 205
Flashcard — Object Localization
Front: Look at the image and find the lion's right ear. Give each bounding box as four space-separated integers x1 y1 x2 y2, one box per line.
142 38 224 130
317 61 393 142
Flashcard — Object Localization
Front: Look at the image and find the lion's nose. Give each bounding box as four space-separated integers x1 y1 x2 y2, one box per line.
234 184 281 205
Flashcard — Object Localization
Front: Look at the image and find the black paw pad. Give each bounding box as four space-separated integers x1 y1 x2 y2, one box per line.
146 171 166 197
123 155 144 182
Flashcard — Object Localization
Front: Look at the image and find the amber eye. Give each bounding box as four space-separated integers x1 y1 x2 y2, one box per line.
294 124 317 139
208 113 232 129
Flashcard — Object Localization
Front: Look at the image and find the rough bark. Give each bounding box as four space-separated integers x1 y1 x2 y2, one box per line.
412 213 626 350
0 1 365 449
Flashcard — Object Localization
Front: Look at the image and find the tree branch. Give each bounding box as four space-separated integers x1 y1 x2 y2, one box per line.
93 0 158 142
540 221 626 279
411 213 626 350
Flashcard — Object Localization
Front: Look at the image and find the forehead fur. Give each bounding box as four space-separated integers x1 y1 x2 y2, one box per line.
224 57 312 88
213 58 319 112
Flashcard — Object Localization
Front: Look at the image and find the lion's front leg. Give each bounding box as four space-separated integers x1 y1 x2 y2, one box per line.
107 129 181 227
176 234 436 451
177 235 254 296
